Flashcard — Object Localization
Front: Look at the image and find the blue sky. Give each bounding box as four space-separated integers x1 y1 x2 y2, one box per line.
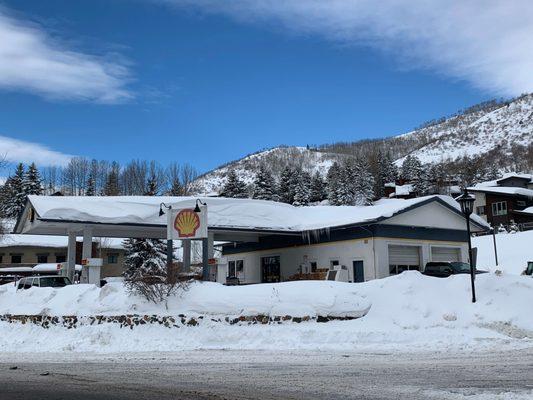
0 1 531 174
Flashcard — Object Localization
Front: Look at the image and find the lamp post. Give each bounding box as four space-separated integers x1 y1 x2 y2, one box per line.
159 203 174 282
193 199 209 281
456 188 476 303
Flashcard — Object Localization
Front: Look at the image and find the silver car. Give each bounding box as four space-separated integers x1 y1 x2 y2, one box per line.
17 275 72 290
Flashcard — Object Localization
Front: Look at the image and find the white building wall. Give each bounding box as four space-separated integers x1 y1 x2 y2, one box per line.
473 192 487 221
373 238 469 278
223 237 468 283
224 238 376 284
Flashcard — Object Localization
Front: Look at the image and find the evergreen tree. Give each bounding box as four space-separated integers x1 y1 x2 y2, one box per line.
292 171 311 206
123 173 169 296
353 160 375 206
25 163 42 195
169 178 183 196
310 171 327 203
375 151 397 198
336 160 357 205
411 162 432 197
326 162 342 205
401 155 422 182
278 166 297 204
123 238 168 281
220 169 248 198
252 165 275 200
104 162 120 196
1 163 27 218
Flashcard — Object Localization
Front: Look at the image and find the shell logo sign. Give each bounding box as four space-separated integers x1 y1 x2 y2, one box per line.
167 205 208 240
174 209 200 238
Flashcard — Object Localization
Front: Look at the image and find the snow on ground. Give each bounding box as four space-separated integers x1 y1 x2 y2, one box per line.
473 230 533 275
0 272 531 353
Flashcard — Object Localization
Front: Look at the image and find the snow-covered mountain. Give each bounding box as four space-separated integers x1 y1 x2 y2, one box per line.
395 93 533 165
192 146 339 195
192 94 532 194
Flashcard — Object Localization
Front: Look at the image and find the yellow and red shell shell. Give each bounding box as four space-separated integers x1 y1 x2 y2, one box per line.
174 209 200 237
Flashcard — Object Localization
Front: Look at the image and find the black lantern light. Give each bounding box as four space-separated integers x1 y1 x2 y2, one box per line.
457 188 477 303
159 202 172 217
194 199 207 213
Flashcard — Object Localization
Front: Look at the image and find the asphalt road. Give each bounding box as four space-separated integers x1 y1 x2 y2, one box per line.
0 349 532 399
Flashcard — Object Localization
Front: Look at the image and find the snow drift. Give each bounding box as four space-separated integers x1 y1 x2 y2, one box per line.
0 272 532 353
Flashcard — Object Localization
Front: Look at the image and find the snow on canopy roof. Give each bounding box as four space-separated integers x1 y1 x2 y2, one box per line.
0 234 125 249
22 194 488 233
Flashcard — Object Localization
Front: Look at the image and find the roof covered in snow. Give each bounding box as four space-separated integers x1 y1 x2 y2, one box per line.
468 186 533 198
473 173 533 188
15 195 488 238
0 234 125 250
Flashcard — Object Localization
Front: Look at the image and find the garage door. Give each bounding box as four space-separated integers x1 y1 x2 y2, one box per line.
431 247 461 262
388 245 421 268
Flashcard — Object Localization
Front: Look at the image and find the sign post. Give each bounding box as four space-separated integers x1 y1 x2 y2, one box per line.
167 204 208 279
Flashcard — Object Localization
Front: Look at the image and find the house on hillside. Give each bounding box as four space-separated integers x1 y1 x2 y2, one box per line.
469 173 533 227
0 234 126 277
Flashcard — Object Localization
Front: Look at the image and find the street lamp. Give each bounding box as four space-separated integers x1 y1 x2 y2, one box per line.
456 188 476 303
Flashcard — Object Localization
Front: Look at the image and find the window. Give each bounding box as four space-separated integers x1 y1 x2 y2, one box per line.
0 255 3 263
491 201 507 216
11 255 22 264
107 253 119 264
228 259 244 278
475 206 486 215
517 200 526 207
330 260 339 268
37 254 48 264
56 254 66 263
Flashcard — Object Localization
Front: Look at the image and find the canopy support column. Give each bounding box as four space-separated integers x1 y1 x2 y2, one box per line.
182 239 191 273
67 231 77 283
81 228 93 284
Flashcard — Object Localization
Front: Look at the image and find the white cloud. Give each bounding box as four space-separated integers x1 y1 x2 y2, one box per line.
0 135 73 167
164 0 533 96
0 8 132 103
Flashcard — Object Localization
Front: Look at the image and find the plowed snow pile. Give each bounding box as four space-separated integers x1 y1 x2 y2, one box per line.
0 272 531 353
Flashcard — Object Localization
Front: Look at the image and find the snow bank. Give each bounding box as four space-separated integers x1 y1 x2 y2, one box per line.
0 280 370 318
473 230 533 274
0 273 532 353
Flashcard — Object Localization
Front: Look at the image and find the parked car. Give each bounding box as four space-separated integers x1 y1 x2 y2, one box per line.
17 275 72 290
423 262 488 278
523 261 533 276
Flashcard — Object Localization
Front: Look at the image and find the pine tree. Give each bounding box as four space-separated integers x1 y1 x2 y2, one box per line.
86 176 96 196
336 160 357 205
326 162 342 205
401 155 422 182
375 151 397 198
25 163 42 195
353 159 375 205
411 162 432 197
278 166 297 204
1 163 28 218
310 171 327 203
292 171 311 206
252 165 275 200
123 238 168 281
104 162 120 196
123 173 170 299
220 170 248 198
